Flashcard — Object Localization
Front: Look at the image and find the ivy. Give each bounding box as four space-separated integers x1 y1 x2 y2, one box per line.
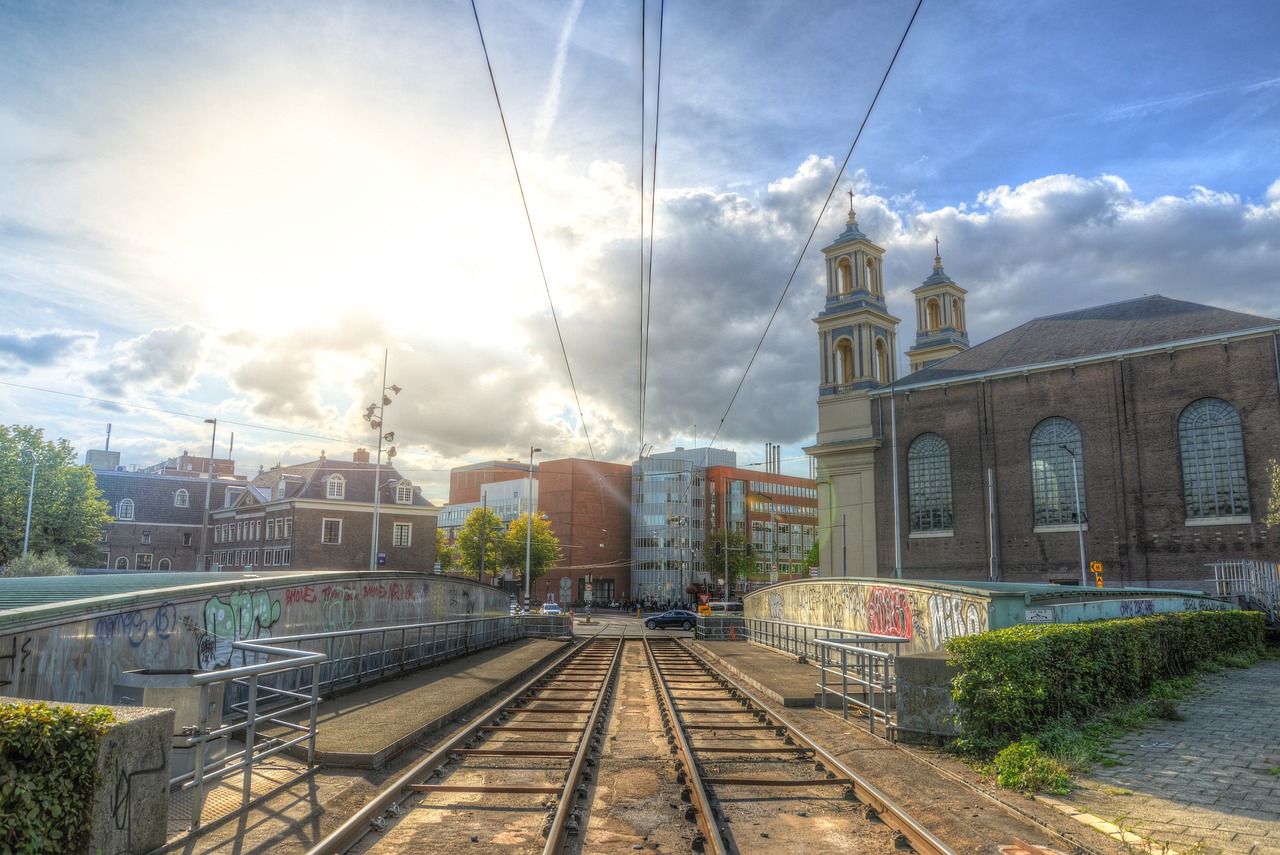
946 610 1264 745
0 702 114 854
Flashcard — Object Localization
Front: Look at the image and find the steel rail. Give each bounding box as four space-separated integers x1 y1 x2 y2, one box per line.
643 637 729 855
679 640 955 855
303 638 592 855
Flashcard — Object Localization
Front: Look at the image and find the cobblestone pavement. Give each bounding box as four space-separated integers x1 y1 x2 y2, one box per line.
1043 657 1280 855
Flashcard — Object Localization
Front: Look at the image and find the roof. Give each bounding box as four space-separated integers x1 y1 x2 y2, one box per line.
94 470 240 525
895 295 1279 387
244 457 436 508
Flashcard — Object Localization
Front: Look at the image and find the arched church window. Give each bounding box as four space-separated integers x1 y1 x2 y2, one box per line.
951 297 963 331
114 557 128 569
1179 398 1250 520
874 338 890 384
908 433 953 533
1029 418 1086 527
835 339 855 385
865 258 878 294
925 298 942 330
837 258 853 295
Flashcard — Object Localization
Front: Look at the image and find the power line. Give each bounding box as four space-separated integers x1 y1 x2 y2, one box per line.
469 0 596 460
638 0 666 457
703 0 924 454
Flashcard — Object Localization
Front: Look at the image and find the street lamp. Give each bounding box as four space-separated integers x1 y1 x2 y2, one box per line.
22 450 36 556
524 446 542 605
1059 445 1088 587
363 351 401 571
197 419 217 571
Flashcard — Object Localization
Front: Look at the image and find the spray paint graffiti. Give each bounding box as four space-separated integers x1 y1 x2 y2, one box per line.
866 586 914 638
926 593 984 649
1120 599 1156 617
321 584 359 678
111 739 168 852
199 588 282 670
93 602 178 648
0 635 32 691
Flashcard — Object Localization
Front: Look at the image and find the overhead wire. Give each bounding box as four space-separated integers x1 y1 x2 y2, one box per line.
469 0 596 460
703 0 924 454
637 0 666 457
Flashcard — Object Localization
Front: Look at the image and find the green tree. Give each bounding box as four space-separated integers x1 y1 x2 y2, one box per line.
501 513 562 587
805 540 819 570
434 527 456 574
0 425 112 568
454 506 506 582
1266 459 1280 528
702 527 754 596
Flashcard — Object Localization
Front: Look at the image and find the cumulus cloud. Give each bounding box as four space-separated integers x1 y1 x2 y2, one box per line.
84 324 205 397
0 328 96 372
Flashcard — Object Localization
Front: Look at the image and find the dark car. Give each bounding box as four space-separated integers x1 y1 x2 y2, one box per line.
644 609 698 630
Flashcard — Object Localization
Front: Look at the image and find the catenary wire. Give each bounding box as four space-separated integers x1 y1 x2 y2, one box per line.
703 0 924 454
469 0 596 460
638 0 665 458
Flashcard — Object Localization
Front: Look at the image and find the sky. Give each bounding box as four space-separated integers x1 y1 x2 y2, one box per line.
2 0 1278 504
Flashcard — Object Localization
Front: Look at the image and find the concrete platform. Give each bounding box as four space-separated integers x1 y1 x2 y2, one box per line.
260 637 570 768
690 639 822 706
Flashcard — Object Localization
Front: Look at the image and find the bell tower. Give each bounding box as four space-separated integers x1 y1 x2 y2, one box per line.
905 238 969 372
804 201 900 577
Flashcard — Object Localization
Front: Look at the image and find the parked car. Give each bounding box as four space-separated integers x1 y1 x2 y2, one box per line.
541 603 562 615
644 609 698 630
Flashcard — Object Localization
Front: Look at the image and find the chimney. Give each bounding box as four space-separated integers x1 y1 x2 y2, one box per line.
353 448 371 464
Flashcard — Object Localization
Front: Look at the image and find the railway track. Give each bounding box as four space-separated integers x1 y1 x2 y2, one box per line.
305 633 958 855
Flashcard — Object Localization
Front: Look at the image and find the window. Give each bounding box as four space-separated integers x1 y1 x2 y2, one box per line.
284 517 293 538
925 298 941 330
136 554 153 571
396 481 414 504
322 518 342 544
183 532 192 547
115 557 128 570
175 488 189 508
835 339 854 385
908 433 954 533
393 523 412 547
1180 398 1251 521
326 475 346 499
1030 417 1086 527
141 531 151 545
117 499 134 521
276 480 287 500
158 558 171 570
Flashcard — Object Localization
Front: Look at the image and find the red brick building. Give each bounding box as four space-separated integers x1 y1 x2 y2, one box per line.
538 458 632 605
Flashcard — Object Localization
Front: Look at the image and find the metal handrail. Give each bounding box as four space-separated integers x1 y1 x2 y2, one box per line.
813 634 908 737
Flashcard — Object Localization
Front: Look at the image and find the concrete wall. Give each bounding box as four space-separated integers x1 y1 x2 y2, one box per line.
0 697 174 855
0 572 509 706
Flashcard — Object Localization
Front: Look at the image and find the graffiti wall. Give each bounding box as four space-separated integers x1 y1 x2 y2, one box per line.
745 579 990 654
0 573 508 706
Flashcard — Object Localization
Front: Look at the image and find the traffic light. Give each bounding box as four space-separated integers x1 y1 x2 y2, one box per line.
744 543 753 558
714 540 723 557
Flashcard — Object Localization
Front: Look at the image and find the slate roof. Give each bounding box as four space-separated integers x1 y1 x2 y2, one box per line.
244 457 435 508
94 471 241 525
895 295 1279 388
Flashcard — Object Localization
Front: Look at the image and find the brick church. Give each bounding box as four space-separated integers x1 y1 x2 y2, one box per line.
806 206 1279 590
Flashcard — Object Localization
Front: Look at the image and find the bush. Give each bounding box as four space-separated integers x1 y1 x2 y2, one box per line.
947 610 1264 744
992 740 1073 794
0 702 114 853
2 552 76 577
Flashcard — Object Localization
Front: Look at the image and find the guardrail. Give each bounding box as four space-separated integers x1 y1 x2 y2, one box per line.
1209 559 1279 624
813 633 909 737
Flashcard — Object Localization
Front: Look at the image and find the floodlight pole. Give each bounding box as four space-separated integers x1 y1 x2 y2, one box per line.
22 450 36 556
1060 444 1088 587
197 419 217 571
524 446 541 605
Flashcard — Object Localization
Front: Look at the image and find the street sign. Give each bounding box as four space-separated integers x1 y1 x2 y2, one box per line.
697 593 710 605
377 552 386 566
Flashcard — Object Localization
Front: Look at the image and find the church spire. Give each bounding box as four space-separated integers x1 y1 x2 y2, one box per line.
905 238 969 373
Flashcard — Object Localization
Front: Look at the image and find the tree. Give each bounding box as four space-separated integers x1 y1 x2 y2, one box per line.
501 513 562 588
702 527 754 596
0 425 113 568
454 507 506 582
805 541 819 571
434 527 456 575
1266 459 1280 528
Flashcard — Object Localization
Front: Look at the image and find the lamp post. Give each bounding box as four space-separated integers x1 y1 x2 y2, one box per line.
197 419 217 571
363 351 401 571
1059 444 1088 587
524 446 542 606
22 449 36 556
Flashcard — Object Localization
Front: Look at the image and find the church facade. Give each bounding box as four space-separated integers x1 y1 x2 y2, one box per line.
806 209 1280 590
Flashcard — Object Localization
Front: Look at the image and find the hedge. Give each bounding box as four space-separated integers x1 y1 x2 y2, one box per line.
0 702 114 855
946 610 1264 742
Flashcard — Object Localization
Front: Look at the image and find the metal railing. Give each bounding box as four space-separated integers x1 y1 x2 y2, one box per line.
1209 559 1279 624
171 641 326 831
740 616 846 661
813 634 909 737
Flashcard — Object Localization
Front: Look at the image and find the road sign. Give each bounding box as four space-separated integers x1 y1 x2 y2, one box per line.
697 593 710 605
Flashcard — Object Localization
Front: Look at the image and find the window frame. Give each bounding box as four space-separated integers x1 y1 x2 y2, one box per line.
1179 397 1251 523
321 518 343 544
1029 417 1087 531
907 432 954 536
393 522 412 548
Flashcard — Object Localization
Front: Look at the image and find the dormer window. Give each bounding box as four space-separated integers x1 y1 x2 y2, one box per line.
118 498 134 521
175 488 189 508
276 480 287 500
326 474 346 500
396 481 414 504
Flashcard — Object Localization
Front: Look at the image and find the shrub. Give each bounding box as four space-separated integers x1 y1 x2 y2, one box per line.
992 740 1073 794
0 702 114 853
1 552 76 577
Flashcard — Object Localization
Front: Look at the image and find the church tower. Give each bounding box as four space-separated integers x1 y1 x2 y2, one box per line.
905 240 969 372
804 204 900 577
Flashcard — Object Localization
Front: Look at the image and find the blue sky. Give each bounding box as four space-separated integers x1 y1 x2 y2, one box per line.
2 0 1278 501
